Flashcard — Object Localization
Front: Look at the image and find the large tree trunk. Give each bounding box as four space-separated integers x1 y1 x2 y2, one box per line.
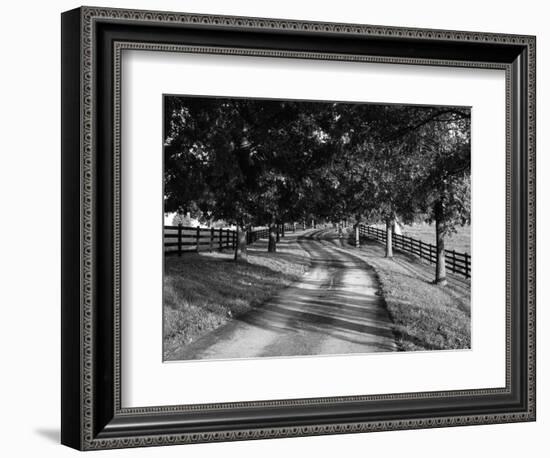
234 225 248 262
385 217 394 258
435 217 447 285
268 224 277 252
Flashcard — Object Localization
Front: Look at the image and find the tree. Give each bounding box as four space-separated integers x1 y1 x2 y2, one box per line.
366 106 470 268
412 115 471 284
164 98 260 261
164 97 339 260
324 103 470 270
327 105 426 257
164 96 470 277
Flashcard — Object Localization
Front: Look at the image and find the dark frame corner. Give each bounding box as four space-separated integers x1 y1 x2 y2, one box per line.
61 5 536 450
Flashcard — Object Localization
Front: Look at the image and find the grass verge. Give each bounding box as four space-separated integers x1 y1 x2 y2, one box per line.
163 234 311 360
349 238 471 351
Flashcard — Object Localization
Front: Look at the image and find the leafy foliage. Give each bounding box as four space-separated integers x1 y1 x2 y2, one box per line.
164 97 471 251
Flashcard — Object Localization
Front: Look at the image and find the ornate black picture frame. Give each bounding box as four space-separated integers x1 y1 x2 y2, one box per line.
61 6 536 450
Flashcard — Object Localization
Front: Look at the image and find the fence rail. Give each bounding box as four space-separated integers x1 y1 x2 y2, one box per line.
164 224 298 255
358 225 470 278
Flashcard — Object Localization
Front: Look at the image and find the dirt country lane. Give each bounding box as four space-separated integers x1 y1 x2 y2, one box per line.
171 228 397 361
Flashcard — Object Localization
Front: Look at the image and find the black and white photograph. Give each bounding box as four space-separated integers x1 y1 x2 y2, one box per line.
162 95 471 362
1 0 544 454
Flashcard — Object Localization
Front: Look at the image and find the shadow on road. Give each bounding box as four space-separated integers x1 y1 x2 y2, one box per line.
238 289 396 351
245 229 396 350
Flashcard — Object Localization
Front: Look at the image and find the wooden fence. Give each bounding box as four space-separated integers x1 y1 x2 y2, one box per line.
358 225 470 278
164 223 299 255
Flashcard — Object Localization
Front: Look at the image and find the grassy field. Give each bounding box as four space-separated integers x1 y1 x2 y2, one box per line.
374 222 470 254
163 235 311 360
349 237 471 351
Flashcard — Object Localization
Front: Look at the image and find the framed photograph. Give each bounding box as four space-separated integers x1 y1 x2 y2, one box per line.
61 6 536 450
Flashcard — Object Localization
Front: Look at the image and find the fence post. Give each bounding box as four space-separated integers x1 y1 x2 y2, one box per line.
355 225 360 248
210 227 214 252
177 224 183 256
466 254 470 278
226 229 229 249
219 228 222 251
195 226 200 253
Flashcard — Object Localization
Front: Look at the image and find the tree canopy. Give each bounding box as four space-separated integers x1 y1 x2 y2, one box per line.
164 95 471 271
